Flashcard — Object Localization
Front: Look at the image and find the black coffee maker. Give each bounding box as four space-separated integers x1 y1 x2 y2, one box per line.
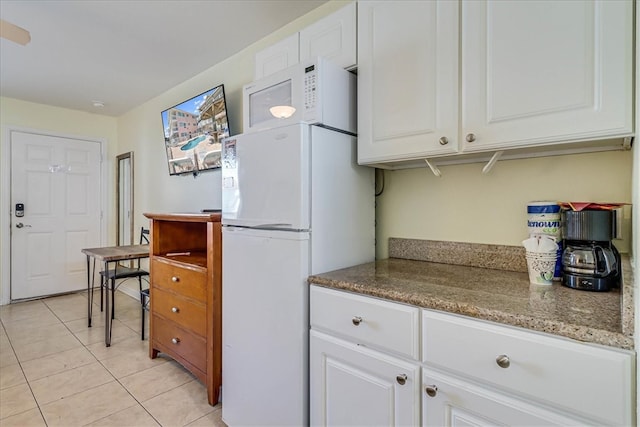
561 209 621 291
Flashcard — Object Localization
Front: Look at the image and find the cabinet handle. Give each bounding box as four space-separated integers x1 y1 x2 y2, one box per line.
171 307 179 313
171 337 180 344
425 385 438 397
439 136 449 146
465 133 476 143
496 354 510 368
396 374 408 385
352 316 363 326
171 276 179 283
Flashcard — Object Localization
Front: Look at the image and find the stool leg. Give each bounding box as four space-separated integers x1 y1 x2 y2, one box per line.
100 276 104 312
111 277 116 320
141 295 146 341
139 276 145 341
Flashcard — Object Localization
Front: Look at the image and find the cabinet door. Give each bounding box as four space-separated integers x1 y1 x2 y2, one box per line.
254 33 299 80
310 330 420 427
300 2 357 70
462 0 633 152
422 370 587 427
357 1 459 165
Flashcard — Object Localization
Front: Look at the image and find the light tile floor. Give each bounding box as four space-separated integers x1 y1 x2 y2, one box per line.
0 290 226 427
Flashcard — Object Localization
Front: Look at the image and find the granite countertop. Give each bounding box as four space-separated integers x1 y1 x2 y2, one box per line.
308 239 634 350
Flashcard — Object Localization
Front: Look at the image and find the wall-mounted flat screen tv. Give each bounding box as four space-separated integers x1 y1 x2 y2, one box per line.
161 84 230 175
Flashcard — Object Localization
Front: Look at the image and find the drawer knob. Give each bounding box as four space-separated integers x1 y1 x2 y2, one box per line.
171 276 179 283
171 337 180 345
171 307 179 313
352 316 363 326
439 136 449 146
496 354 510 368
425 385 438 397
466 133 476 143
396 374 407 385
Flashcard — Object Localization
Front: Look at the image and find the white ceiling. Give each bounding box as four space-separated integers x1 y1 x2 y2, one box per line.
0 0 327 116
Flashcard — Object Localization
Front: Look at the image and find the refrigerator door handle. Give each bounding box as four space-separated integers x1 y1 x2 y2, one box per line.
252 223 308 231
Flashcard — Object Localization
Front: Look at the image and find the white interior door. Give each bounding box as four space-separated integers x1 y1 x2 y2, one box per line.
10 131 102 300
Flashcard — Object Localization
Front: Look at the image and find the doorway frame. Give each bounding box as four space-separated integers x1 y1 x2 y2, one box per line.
0 125 107 305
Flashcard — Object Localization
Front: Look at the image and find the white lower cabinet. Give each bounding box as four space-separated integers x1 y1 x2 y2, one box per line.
421 310 635 426
310 285 421 426
310 330 420 426
309 286 636 426
422 369 582 427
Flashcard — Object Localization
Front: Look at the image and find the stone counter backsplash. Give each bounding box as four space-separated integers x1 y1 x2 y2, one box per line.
389 238 527 272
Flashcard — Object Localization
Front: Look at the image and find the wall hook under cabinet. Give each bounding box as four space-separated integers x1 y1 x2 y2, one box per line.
424 159 442 177
482 151 504 174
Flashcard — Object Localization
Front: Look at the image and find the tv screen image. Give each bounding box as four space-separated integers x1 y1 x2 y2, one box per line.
161 84 230 175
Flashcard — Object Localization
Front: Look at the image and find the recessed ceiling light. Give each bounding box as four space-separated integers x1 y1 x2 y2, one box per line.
92 101 105 108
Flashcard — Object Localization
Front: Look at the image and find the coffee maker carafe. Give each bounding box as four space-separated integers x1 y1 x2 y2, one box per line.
562 209 621 291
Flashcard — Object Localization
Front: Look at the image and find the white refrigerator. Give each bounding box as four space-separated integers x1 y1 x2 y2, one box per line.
221 122 374 426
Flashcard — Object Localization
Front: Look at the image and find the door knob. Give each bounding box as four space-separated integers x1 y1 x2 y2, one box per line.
465 133 476 143
352 316 363 326
425 385 438 397
396 374 408 385
496 354 510 368
439 136 449 146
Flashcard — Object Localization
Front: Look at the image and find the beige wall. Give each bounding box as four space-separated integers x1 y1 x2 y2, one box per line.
376 150 633 259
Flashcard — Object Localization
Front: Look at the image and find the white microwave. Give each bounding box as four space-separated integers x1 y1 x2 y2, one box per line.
242 57 356 134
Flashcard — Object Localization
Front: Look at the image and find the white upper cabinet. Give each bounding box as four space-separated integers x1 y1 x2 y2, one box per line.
461 0 634 152
300 1 357 70
357 0 634 167
254 33 299 80
358 1 460 164
254 2 357 80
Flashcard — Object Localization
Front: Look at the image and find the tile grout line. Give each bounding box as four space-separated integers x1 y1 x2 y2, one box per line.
2 291 143 425
0 311 49 425
60 290 164 426
2 290 216 427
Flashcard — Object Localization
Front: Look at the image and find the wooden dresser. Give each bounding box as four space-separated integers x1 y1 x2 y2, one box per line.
143 212 222 405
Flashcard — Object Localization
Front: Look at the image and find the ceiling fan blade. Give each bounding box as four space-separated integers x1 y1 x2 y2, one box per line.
0 19 31 46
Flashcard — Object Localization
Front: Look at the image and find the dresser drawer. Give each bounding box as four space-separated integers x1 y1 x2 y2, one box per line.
151 258 206 302
310 286 420 360
422 310 634 425
152 287 206 337
153 315 206 372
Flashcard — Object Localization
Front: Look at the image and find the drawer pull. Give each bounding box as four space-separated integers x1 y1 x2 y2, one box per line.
396 374 407 385
171 307 179 313
171 337 181 345
425 385 438 397
352 316 363 326
171 276 179 283
496 354 510 368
